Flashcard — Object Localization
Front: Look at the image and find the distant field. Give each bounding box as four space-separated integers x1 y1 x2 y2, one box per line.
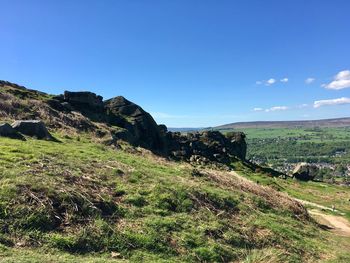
218 127 350 171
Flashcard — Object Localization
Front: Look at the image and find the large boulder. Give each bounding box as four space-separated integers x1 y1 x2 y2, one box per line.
63 91 104 112
11 120 54 140
292 163 318 181
0 123 25 140
105 96 166 153
225 131 247 160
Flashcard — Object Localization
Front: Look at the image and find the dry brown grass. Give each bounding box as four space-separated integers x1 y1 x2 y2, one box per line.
204 169 309 219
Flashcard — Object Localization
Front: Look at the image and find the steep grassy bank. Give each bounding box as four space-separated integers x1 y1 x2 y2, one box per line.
233 161 350 262
0 134 325 262
234 161 350 220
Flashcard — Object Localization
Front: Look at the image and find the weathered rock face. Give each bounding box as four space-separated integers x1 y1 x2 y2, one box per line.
102 96 248 162
166 130 247 164
63 91 104 111
104 96 166 153
292 163 318 181
0 123 25 140
224 132 246 160
11 120 54 140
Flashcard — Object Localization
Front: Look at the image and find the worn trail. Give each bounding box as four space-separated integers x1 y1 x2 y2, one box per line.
308 209 350 237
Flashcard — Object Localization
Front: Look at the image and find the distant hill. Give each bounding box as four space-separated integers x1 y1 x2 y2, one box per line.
214 117 350 129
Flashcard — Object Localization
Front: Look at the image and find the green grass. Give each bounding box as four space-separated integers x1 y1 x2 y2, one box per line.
0 134 332 262
247 127 350 163
234 160 350 218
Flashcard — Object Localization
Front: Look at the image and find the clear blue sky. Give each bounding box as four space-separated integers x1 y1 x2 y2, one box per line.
1 0 350 127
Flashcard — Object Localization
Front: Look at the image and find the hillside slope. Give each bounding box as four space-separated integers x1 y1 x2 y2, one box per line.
0 135 325 262
0 80 349 262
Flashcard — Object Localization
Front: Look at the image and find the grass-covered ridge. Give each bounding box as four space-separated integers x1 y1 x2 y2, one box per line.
0 133 326 262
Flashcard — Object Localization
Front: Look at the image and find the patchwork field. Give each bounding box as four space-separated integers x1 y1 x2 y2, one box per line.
217 127 350 178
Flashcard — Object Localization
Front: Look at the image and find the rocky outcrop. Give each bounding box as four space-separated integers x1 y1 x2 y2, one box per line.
292 163 318 181
1 80 248 165
47 91 104 114
105 96 166 153
12 120 54 140
0 123 25 140
63 91 104 112
225 132 247 160
103 97 247 162
166 130 247 164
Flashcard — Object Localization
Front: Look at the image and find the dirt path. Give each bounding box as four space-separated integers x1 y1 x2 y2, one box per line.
293 198 334 211
293 198 346 215
308 209 350 237
291 198 350 236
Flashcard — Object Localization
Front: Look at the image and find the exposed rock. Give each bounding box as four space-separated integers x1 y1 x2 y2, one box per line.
0 123 25 140
158 124 168 134
61 102 74 112
292 163 318 181
225 132 247 160
11 120 54 140
166 130 247 164
64 91 104 112
105 96 166 153
47 99 65 111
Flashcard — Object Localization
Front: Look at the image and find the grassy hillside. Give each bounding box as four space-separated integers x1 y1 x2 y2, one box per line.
0 133 336 262
234 161 350 219
1 82 349 262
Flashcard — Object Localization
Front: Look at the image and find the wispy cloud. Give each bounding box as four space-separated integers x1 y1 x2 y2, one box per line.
324 70 350 90
305 77 315 84
266 78 276 85
256 77 288 86
265 106 288 112
253 104 309 112
313 97 350 108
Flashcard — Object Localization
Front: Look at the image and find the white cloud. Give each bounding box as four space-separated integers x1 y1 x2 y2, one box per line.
305 77 315 84
253 107 263 112
257 77 288 86
324 70 350 90
313 97 350 108
266 78 276 85
265 106 288 112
